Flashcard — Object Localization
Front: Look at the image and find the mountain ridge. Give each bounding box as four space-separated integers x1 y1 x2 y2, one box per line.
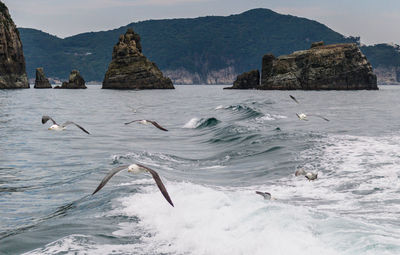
18 8 399 84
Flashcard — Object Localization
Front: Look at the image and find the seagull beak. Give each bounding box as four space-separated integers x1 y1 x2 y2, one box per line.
48 128 51 130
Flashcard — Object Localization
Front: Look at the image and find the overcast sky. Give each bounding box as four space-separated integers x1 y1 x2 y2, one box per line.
3 0 400 45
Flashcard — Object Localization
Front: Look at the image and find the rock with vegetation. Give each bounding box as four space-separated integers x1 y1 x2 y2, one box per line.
259 42 378 90
34 67 51 88
0 1 29 89
224 70 259 89
102 28 174 90
56 70 86 89
19 8 361 85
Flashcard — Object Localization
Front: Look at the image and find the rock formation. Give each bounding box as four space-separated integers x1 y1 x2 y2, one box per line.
102 28 174 90
224 70 259 89
34 67 51 88
259 42 378 90
55 70 86 89
0 2 29 89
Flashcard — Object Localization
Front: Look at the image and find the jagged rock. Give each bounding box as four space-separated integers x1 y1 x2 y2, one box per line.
259 42 378 90
311 41 324 48
57 70 87 89
102 28 174 90
224 70 259 89
0 2 28 89
34 67 51 88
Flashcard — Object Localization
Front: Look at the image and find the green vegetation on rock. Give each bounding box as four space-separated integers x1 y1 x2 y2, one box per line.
19 8 358 83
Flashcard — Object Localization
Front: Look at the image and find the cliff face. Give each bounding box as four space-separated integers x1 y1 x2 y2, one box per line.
259 42 378 90
0 2 28 89
373 66 400 85
102 28 174 90
55 70 86 89
34 67 51 88
163 67 237 85
224 70 259 89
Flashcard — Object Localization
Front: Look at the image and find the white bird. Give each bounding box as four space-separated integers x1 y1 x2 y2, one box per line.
295 168 307 176
305 172 318 181
125 119 168 131
296 113 329 122
295 168 318 181
42 115 90 134
92 164 174 207
255 191 272 200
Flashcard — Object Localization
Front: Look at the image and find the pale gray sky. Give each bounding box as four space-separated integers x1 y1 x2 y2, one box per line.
3 0 400 45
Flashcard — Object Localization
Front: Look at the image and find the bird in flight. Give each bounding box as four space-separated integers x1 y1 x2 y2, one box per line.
255 191 272 200
42 115 90 134
92 163 174 207
290 95 299 104
290 95 330 121
296 113 329 122
125 119 168 131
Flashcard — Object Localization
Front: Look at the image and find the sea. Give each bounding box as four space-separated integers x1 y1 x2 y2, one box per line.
0 85 399 255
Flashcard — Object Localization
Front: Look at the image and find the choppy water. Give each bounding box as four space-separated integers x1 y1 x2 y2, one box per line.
1 85 400 255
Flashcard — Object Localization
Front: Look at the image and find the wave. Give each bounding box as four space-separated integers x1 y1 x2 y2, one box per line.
24 181 400 255
217 104 263 119
183 117 220 129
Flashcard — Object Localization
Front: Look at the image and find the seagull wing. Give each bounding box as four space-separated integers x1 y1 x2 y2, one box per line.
290 95 299 104
92 165 129 195
124 120 141 125
62 121 90 134
42 115 57 125
255 191 271 200
296 113 308 121
137 164 174 207
309 114 330 122
148 121 168 131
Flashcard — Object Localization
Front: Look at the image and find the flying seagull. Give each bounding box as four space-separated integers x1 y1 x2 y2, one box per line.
42 115 90 134
305 172 318 181
295 168 318 181
124 119 168 131
295 168 307 176
296 113 329 122
290 95 299 104
255 191 272 200
290 95 329 121
92 164 174 207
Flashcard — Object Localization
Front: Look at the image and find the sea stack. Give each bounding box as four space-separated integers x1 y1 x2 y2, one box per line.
55 70 86 89
34 68 52 88
259 42 377 90
102 28 174 90
0 1 29 89
224 70 259 89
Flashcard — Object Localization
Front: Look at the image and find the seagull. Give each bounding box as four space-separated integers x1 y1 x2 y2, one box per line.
295 168 318 181
124 119 168 131
295 168 307 176
255 191 272 200
296 113 329 122
42 116 90 134
92 164 174 207
305 172 318 181
290 95 299 104
290 95 329 121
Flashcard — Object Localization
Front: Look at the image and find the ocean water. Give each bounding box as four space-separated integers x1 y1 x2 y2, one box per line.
0 85 399 255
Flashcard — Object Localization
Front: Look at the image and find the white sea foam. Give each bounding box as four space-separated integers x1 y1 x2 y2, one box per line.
183 117 201 128
25 178 400 255
24 134 400 255
255 113 287 122
109 182 341 255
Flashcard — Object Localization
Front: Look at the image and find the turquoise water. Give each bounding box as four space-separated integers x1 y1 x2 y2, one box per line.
0 85 399 254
